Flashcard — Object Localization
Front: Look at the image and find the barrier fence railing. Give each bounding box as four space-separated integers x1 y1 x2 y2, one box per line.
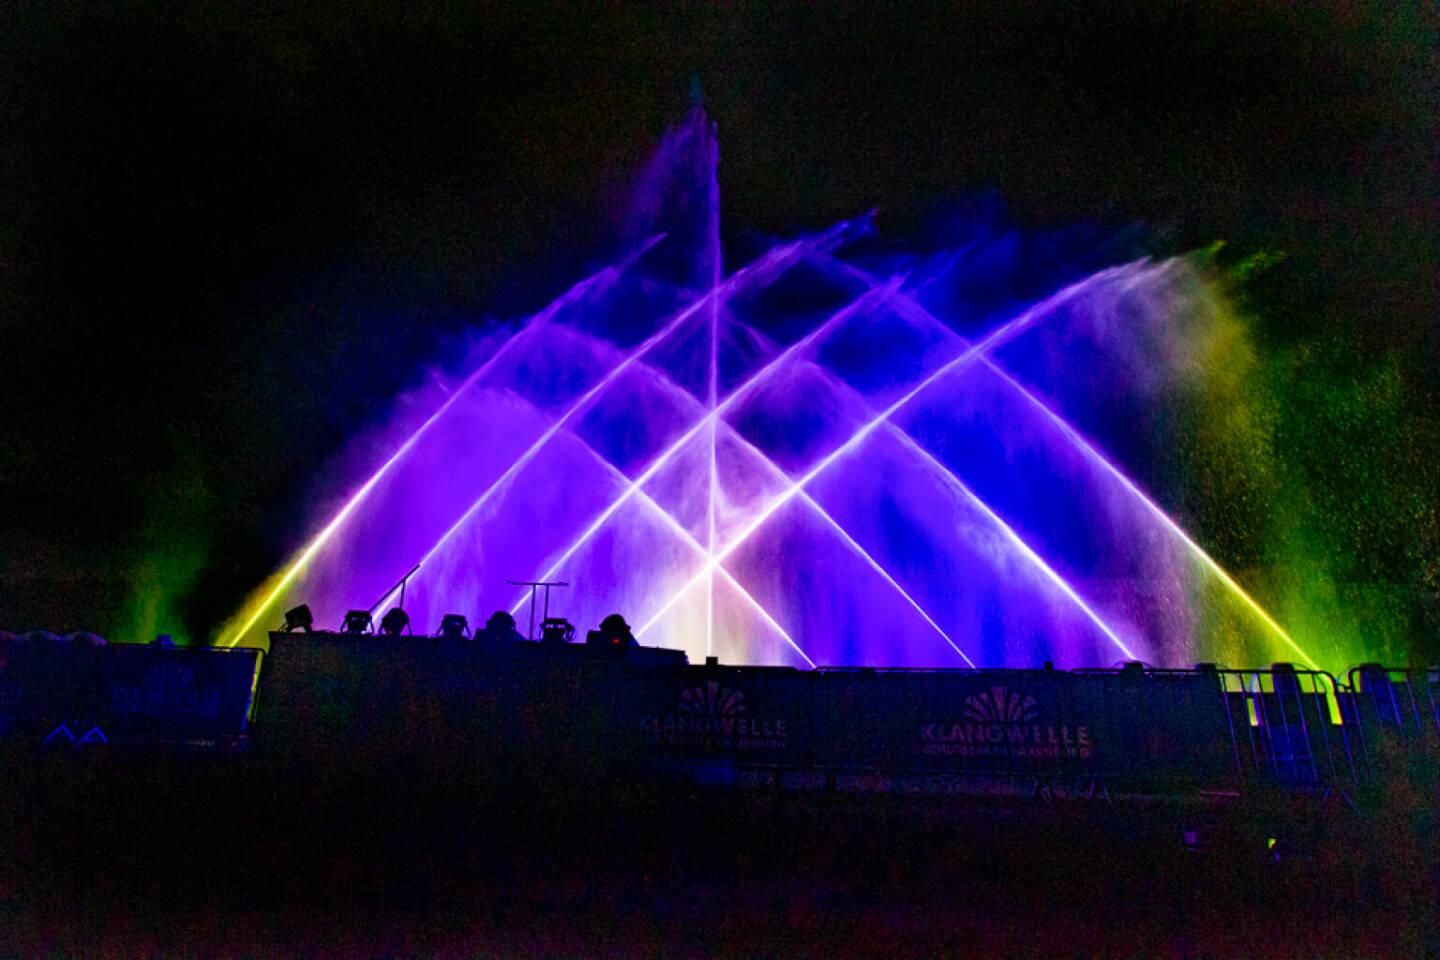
1339 664 1440 782
9 630 1438 801
0 639 262 748
246 642 1436 798
807 663 1364 793
1208 666 1356 789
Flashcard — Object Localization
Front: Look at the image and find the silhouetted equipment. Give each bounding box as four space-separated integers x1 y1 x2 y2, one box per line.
600 613 635 644
437 614 470 642
540 617 575 645
483 610 521 646
368 564 421 621
587 613 636 659
152 634 175 646
379 608 411 636
506 579 568 641
343 568 417 638
282 604 314 633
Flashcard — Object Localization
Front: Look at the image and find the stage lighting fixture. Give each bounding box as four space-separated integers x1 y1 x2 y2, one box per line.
282 604 314 633
540 617 574 645
342 610 373 634
586 613 634 659
483 610 520 645
379 607 410 636
437 614 469 641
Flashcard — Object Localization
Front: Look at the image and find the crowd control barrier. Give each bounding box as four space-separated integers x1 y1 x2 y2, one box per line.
252 633 1437 800
0 636 261 748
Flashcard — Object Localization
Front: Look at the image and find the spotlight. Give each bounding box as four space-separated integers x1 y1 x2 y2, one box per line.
342 610 373 634
587 613 634 659
600 613 633 643
437 614 469 642
282 604 314 633
379 608 410 636
483 610 519 645
540 617 574 645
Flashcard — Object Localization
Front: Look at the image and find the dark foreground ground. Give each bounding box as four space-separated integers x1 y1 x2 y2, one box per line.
0 747 1434 959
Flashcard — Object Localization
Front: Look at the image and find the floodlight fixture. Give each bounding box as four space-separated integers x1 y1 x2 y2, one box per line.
342 610 373 634
282 604 314 633
438 614 469 641
540 617 574 645
483 610 519 645
379 607 410 636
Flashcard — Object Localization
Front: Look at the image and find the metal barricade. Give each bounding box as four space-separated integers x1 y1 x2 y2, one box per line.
248 633 1437 799
1341 664 1440 780
1213 664 1356 789
1069 664 1239 791
0 637 90 743
813 666 1096 795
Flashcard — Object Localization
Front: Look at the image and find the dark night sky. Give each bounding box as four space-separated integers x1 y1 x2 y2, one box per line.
1 2 1434 639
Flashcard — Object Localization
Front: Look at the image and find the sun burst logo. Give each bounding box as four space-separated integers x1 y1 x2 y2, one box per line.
678 680 745 718
147 663 194 690
961 686 1038 724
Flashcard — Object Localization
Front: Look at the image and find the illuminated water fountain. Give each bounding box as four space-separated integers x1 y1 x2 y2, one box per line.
223 112 1318 670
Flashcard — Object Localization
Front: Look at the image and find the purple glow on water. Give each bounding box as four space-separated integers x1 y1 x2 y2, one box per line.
226 111 1308 669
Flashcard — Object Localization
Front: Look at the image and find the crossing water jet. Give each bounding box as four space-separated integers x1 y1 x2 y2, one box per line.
218 244 661 648
809 251 1322 670
223 110 1313 670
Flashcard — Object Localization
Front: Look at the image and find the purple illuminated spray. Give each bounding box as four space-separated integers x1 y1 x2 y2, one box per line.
224 111 1308 670
510 334 963 667
219 251 652 647
368 222 864 608
812 251 1320 670
631 263 1147 664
